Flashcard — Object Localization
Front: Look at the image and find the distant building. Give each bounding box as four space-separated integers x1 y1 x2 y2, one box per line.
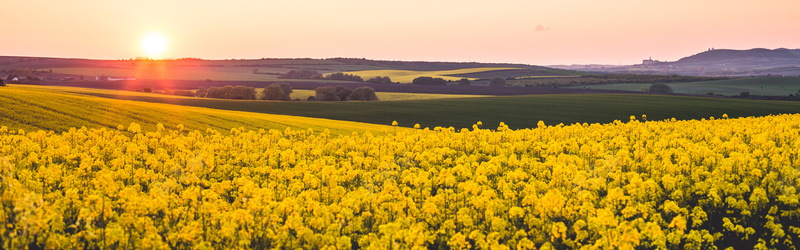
11 77 19 82
95 76 135 81
108 77 136 81
642 57 659 66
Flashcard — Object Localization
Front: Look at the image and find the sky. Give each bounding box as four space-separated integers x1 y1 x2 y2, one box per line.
2 0 799 65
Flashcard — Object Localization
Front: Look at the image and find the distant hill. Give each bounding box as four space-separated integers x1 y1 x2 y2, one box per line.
676 48 800 64
554 48 800 76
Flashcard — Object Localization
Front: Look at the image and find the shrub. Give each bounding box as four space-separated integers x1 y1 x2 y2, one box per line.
739 91 750 98
325 72 363 82
347 87 379 101
648 83 673 94
280 70 319 79
204 85 256 99
165 89 196 97
143 87 152 93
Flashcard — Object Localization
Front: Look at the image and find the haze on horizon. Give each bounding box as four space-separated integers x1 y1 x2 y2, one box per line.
2 0 798 66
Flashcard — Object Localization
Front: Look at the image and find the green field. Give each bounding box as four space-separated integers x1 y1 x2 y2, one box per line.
59 85 800 130
577 76 800 96
0 85 398 136
332 67 524 83
289 89 488 101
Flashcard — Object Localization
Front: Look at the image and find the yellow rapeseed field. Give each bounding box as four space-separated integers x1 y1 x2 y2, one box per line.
334 68 523 83
1 114 799 249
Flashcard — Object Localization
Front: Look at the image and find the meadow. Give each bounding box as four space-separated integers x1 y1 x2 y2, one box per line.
1 113 798 249
577 76 800 96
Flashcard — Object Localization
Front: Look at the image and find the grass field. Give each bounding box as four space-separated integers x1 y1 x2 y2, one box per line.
0 85 398 136
577 76 800 96
64 85 800 130
332 67 525 83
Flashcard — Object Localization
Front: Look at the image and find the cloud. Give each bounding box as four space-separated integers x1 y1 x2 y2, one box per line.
534 24 550 32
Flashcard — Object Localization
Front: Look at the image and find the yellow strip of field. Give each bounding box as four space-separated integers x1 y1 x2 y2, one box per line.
333 67 524 83
0 85 403 136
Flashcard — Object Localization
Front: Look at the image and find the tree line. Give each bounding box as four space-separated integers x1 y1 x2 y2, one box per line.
310 86 378 101
279 70 394 84
153 83 378 101
409 76 507 86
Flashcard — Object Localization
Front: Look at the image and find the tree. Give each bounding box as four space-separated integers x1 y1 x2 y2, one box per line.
231 85 257 99
0 79 5 86
348 87 379 101
314 86 340 101
412 76 447 85
277 83 293 98
142 87 152 93
335 86 353 101
261 84 289 101
648 83 673 94
489 77 506 87
195 87 207 97
458 78 471 86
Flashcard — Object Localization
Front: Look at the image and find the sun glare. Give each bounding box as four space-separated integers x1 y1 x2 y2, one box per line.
140 32 169 59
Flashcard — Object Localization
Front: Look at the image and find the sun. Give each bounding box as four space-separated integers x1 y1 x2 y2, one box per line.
140 32 169 59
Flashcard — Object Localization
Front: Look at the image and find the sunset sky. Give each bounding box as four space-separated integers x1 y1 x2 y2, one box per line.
2 0 798 65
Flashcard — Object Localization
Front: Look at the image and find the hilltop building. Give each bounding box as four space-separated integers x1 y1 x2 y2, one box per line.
642 57 660 66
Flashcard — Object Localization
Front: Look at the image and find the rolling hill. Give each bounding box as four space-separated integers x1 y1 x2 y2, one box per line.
551 48 800 76
0 56 580 85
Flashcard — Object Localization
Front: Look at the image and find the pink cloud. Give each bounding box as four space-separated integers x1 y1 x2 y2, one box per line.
534 24 550 32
